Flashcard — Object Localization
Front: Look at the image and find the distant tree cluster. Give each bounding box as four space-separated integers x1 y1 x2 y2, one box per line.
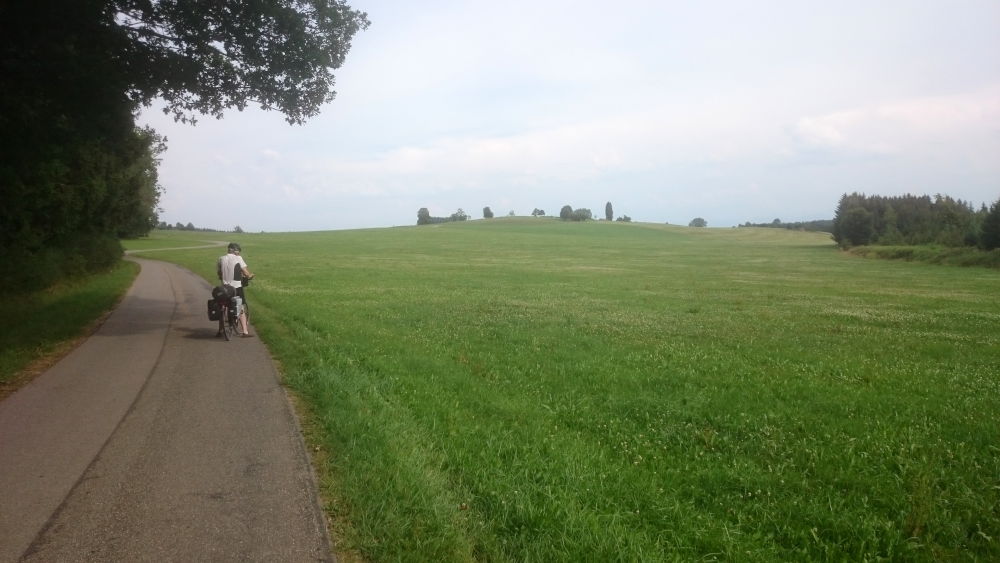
739 219 835 232
689 218 707 228
559 205 593 221
419 202 632 225
417 208 469 225
156 222 227 232
832 193 1000 249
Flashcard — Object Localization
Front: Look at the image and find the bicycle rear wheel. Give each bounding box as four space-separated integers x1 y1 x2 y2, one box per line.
225 302 239 340
218 305 228 340
222 305 234 341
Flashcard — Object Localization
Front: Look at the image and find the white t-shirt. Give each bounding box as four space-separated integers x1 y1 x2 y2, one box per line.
218 253 248 288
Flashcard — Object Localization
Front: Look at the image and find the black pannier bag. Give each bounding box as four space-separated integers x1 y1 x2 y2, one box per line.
209 285 236 321
212 285 235 302
207 299 221 321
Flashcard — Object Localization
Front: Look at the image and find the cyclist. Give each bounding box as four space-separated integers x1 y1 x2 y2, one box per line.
217 242 254 337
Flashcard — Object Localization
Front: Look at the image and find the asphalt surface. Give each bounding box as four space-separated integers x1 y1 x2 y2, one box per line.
0 257 332 562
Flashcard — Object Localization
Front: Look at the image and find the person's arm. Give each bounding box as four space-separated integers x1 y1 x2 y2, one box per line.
217 258 223 280
238 257 253 279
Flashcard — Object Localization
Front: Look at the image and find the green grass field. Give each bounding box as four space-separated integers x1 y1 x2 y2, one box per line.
127 221 999 561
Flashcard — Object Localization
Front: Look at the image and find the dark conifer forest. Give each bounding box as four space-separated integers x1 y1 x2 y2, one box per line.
832 192 1000 250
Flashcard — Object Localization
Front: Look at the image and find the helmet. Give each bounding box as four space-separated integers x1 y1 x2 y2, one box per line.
227 242 241 252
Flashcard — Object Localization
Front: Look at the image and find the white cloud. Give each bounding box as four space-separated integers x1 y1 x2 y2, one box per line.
300 98 796 201
794 85 1000 156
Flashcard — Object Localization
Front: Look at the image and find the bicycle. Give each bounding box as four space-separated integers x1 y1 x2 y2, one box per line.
210 285 243 341
210 276 254 341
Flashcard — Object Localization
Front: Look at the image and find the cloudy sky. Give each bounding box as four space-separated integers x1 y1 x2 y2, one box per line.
140 0 1000 232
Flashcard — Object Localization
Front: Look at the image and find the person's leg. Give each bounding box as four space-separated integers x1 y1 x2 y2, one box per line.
237 288 251 336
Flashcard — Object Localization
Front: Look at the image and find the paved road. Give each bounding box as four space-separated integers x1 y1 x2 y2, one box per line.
0 257 331 562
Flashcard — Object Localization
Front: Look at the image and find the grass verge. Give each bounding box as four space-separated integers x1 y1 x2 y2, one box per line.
850 244 1000 268
0 260 139 399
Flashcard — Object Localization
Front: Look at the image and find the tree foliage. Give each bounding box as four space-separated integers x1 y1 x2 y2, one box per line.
981 198 1000 251
689 218 707 227
605 202 613 221
558 205 592 221
832 192 988 249
111 0 370 124
483 206 494 219
739 219 835 232
0 0 368 290
838 206 874 247
156 222 226 232
416 208 469 225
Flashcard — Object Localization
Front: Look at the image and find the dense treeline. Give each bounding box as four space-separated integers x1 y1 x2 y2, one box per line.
832 192 1000 250
1 3 163 289
739 219 835 232
0 1 367 291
